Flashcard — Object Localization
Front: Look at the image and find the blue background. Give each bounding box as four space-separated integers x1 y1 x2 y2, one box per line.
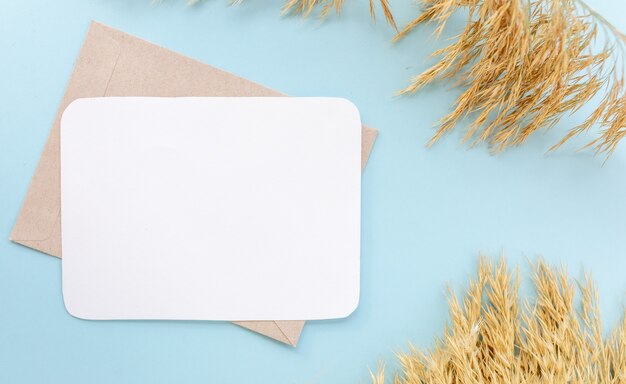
1 1 626 382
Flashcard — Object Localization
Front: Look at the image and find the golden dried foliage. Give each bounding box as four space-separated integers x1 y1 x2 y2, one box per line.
373 257 626 383
395 0 626 157
281 0 397 30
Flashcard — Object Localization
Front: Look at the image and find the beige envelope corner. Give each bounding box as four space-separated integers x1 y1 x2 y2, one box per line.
10 21 377 348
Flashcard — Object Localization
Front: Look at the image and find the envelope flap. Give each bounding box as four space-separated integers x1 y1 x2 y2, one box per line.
10 23 122 249
103 28 281 98
234 321 305 347
273 320 306 346
361 127 378 171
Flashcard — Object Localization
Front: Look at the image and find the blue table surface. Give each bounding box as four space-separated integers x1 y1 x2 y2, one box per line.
2 1 626 383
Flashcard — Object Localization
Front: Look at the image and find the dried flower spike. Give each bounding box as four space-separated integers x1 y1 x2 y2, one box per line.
397 0 626 158
281 0 397 30
374 256 626 383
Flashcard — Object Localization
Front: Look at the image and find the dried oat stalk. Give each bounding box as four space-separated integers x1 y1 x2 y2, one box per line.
281 0 397 30
373 256 626 383
396 0 626 158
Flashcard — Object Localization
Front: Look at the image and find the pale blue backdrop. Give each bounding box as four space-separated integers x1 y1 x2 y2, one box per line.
1 1 626 383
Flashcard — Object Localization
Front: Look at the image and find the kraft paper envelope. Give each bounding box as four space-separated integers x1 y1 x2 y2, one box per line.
10 21 378 347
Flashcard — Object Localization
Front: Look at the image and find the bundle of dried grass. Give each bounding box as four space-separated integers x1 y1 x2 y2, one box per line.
281 0 397 30
395 0 626 157
372 257 626 383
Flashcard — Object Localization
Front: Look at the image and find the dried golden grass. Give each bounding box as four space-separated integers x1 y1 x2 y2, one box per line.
373 257 626 383
281 0 397 30
202 0 398 29
395 0 626 158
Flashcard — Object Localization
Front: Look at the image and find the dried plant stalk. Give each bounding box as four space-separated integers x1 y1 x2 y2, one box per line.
282 0 397 29
373 256 626 383
215 0 397 29
396 0 626 157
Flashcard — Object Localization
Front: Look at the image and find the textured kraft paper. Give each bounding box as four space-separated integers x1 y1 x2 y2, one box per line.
10 21 378 347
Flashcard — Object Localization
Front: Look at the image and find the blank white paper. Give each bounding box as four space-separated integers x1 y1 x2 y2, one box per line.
60 97 361 321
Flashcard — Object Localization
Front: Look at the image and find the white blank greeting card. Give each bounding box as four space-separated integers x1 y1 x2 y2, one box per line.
60 97 361 321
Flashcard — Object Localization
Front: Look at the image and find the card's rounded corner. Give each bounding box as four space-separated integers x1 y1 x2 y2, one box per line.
332 97 361 121
338 290 361 319
60 99 83 135
62 98 90 118
61 285 92 321
61 98 101 133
